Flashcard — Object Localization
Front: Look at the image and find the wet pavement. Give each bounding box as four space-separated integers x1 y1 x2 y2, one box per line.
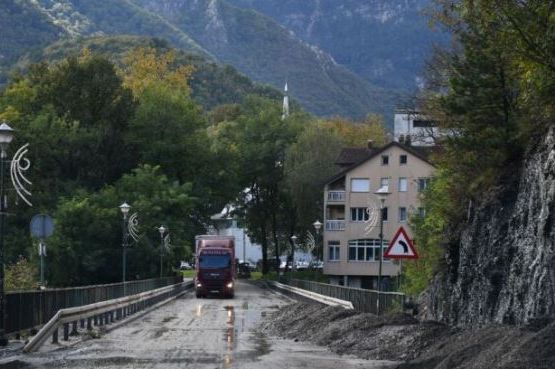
0 281 398 368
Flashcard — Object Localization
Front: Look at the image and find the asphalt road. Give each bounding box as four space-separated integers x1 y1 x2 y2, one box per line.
1 281 397 369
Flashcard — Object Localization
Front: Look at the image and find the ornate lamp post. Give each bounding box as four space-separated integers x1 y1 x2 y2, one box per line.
0 121 32 346
157 225 167 278
374 186 390 315
312 220 322 260
290 235 297 275
119 202 131 296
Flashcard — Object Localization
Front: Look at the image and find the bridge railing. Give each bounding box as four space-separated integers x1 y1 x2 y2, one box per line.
6 276 182 335
286 278 405 314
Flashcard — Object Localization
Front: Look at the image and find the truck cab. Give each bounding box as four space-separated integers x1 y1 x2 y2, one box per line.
194 235 235 298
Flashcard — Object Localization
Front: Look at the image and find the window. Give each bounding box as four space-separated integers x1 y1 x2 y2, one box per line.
328 241 340 261
413 120 436 128
381 155 389 165
399 207 407 222
398 177 408 192
380 177 389 190
400 155 407 165
348 239 388 261
351 178 369 192
418 207 426 217
351 207 369 222
418 178 430 192
381 207 388 221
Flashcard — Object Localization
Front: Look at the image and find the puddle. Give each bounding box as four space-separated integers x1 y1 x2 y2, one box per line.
161 316 177 323
0 361 32 369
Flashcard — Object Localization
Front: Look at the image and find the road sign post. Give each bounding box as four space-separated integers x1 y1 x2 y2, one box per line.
30 214 54 286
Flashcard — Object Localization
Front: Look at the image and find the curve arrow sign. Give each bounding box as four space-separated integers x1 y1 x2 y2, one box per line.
384 226 418 259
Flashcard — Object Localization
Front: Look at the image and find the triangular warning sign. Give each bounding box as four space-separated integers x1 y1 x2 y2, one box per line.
384 226 418 259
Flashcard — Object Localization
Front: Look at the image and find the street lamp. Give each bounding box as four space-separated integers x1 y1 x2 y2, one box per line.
374 186 390 315
119 202 131 296
290 235 297 275
158 225 167 278
312 220 322 260
0 123 14 346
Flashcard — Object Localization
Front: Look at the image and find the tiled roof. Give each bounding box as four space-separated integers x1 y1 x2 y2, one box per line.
325 141 438 185
335 148 374 166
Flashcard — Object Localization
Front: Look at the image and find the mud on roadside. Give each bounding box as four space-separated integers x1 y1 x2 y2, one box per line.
260 303 555 369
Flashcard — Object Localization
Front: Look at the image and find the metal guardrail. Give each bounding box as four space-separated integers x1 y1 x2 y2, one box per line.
268 281 354 309
286 279 405 314
23 280 193 352
6 276 181 335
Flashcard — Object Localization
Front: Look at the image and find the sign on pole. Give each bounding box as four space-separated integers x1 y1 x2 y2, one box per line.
384 226 418 259
30 214 54 239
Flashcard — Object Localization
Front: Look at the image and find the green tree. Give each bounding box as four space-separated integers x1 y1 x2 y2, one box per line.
48 165 195 286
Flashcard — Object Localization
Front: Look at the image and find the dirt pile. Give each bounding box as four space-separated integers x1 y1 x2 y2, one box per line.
261 303 555 368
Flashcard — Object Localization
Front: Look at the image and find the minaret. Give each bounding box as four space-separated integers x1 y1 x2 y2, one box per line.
281 82 289 120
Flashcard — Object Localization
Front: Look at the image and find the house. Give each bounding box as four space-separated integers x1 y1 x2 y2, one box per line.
322 140 436 289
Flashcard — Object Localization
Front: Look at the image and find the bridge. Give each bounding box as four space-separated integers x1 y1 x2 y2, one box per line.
0 279 403 368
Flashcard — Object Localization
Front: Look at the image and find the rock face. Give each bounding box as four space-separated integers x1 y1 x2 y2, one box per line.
425 126 555 326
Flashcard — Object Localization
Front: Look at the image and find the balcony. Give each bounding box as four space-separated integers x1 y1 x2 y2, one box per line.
325 220 345 231
327 191 346 202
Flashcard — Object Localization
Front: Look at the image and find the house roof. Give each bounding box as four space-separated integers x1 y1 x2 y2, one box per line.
334 147 374 166
325 141 437 185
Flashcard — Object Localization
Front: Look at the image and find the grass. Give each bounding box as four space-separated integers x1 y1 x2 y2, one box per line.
180 270 195 278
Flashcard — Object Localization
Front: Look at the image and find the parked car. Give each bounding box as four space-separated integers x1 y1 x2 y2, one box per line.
309 261 324 269
237 262 251 278
179 261 193 270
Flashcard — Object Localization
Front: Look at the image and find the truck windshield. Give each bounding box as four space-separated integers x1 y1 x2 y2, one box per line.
199 254 231 269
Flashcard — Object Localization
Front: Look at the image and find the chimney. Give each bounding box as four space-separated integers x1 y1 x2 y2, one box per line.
367 139 374 149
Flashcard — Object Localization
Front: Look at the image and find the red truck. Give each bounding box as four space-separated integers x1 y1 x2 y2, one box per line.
194 235 235 298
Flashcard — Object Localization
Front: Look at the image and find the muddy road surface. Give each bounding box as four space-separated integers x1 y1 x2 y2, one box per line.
1 281 397 369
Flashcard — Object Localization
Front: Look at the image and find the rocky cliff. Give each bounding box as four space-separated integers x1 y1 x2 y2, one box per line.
424 126 555 326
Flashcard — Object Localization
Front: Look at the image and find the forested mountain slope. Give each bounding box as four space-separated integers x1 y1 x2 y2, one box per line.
0 0 419 121
15 35 282 112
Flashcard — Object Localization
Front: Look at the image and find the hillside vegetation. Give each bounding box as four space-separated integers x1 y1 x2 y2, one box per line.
0 0 438 122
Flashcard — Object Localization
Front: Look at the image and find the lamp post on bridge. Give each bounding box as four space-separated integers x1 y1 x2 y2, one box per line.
312 220 322 261
374 186 390 315
0 122 33 346
158 225 167 278
119 202 131 296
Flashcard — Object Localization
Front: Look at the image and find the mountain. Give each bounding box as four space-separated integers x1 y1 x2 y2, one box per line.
132 0 396 119
0 0 444 121
227 0 448 91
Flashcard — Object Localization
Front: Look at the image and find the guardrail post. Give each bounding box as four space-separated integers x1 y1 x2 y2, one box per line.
93 315 98 326
87 317 92 330
52 327 58 343
71 321 78 335
80 319 85 328
63 323 69 341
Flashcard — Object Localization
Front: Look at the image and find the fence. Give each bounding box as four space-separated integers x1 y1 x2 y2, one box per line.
6 276 182 335
286 279 405 314
24 281 193 352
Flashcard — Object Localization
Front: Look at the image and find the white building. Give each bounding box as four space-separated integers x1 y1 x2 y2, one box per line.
393 109 441 146
210 208 262 264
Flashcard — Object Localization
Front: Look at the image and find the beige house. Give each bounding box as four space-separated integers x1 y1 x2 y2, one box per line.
322 141 436 289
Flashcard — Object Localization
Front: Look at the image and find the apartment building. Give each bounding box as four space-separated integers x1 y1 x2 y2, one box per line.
322 141 435 289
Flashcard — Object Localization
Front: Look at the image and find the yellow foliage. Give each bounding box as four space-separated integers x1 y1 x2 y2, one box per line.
319 114 388 147
121 47 194 97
